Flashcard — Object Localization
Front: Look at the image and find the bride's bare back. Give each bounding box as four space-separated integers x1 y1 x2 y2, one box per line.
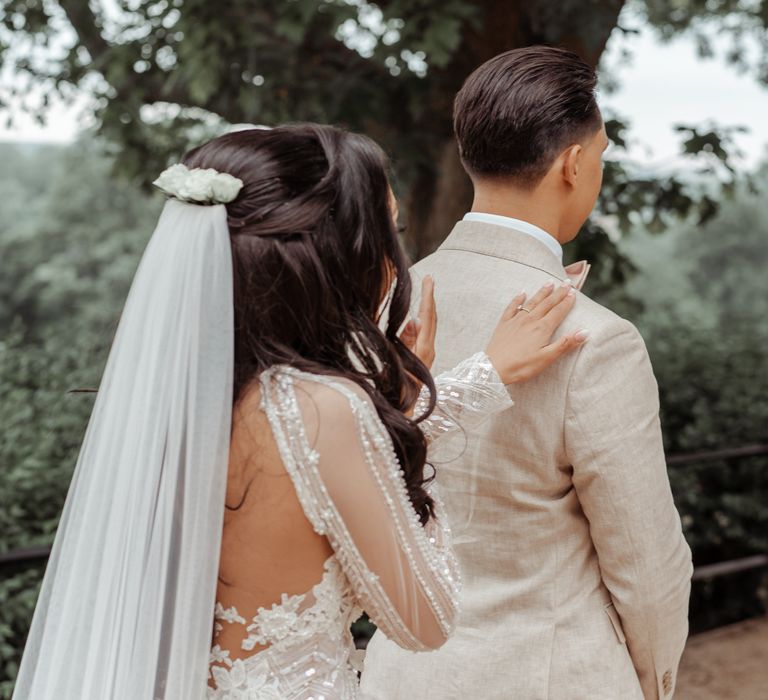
215 381 334 660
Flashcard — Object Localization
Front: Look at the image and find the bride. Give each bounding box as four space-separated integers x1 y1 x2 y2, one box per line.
13 124 584 699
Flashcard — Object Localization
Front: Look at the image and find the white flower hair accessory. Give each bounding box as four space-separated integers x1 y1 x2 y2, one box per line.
153 163 244 204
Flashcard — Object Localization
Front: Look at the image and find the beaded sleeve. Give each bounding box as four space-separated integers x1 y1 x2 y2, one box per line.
260 367 458 651
259 353 511 652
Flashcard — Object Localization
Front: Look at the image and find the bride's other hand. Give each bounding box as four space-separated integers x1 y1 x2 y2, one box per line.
400 275 437 370
486 280 587 385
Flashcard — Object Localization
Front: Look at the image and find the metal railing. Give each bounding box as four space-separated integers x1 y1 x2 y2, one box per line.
667 444 768 466
668 443 768 582
0 545 50 567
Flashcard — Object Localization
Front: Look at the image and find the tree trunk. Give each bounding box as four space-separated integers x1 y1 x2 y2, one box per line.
404 0 626 261
405 139 473 259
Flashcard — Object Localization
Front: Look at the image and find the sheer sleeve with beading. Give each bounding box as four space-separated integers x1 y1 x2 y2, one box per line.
259 353 511 652
415 351 513 445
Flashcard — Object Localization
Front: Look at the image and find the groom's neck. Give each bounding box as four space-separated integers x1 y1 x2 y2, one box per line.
470 182 565 243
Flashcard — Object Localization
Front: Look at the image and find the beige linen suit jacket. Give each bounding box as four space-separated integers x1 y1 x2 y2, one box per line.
360 221 693 700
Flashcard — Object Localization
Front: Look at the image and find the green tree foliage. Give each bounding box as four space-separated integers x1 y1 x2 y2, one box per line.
0 141 158 693
0 567 41 697
0 331 96 693
614 175 768 631
0 0 753 261
0 143 159 338
0 140 158 542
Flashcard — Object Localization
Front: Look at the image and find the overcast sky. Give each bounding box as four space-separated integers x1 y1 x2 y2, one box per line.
600 23 768 170
2 18 767 171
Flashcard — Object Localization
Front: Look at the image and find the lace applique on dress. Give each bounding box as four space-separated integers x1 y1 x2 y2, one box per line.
208 556 361 698
208 646 283 700
212 557 360 653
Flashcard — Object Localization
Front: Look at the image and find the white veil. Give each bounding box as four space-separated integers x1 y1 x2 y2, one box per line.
13 198 234 699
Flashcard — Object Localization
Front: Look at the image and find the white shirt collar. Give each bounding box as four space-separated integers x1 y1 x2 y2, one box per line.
462 212 563 262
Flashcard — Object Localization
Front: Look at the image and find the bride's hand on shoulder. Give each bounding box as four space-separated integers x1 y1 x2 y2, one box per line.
486 280 587 384
399 276 586 385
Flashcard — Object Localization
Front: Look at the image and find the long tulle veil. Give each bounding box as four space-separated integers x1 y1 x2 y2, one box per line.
13 199 234 699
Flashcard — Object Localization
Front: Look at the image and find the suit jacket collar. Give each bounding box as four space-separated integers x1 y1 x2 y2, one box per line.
438 220 568 281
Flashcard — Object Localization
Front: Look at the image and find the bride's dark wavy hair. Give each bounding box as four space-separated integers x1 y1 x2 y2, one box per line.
183 124 437 524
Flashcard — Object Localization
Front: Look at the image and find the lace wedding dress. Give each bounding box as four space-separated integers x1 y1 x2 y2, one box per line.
207 352 512 699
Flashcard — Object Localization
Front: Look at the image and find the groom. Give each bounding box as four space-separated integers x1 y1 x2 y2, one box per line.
361 47 693 699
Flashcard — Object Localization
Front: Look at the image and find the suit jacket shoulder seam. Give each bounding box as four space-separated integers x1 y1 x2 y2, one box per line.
437 246 566 280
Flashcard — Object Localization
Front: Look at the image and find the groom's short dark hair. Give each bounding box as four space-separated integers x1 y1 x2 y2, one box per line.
453 46 601 187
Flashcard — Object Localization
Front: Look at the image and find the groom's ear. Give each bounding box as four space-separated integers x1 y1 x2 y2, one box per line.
561 144 584 188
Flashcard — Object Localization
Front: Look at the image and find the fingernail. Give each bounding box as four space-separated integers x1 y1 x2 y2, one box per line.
545 280 555 288
561 278 572 287
574 329 589 342
567 287 576 297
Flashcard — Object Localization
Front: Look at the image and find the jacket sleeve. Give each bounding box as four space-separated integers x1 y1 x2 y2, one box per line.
564 318 693 699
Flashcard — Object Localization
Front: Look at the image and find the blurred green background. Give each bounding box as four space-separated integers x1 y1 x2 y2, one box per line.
1 0 768 696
